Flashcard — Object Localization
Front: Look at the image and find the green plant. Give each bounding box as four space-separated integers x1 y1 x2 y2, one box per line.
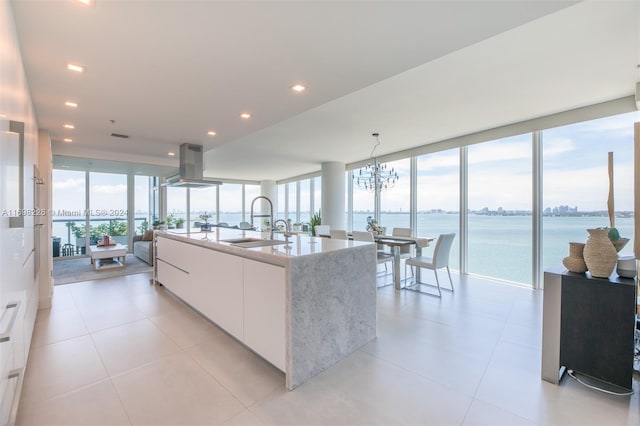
309 211 321 236
90 223 110 238
175 217 185 228
88 220 127 237
152 220 165 229
166 214 176 228
366 216 380 233
109 219 127 236
69 222 85 238
137 219 149 235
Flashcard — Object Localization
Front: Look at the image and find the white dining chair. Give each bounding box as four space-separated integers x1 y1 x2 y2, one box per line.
352 230 393 279
391 227 413 258
404 233 455 297
330 229 349 240
314 225 331 237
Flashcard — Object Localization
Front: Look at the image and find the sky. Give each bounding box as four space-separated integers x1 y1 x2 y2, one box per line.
52 110 639 217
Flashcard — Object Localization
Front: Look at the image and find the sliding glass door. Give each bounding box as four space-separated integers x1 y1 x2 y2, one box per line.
52 170 86 257
89 172 129 247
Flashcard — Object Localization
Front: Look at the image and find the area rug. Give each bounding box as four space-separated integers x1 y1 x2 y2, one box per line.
53 254 153 285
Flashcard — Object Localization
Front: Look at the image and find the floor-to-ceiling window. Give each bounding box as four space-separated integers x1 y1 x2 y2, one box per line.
244 184 260 223
313 176 321 218
219 183 243 226
379 158 410 231
467 134 533 285
416 149 460 270
165 186 187 230
542 112 636 272
190 186 217 228
52 170 86 257
299 179 311 225
351 172 375 232
89 172 129 247
287 182 297 223
277 184 285 225
134 175 152 235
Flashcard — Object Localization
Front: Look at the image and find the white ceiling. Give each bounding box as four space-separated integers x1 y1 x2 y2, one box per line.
10 1 639 180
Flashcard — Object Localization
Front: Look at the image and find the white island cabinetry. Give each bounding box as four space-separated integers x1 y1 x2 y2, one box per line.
193 249 243 340
154 230 376 390
243 259 285 371
156 236 199 301
157 236 244 340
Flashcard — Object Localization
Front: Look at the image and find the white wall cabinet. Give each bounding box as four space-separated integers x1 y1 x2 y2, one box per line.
243 259 285 371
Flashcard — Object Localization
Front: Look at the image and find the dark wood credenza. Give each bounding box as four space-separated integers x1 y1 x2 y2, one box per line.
542 267 637 391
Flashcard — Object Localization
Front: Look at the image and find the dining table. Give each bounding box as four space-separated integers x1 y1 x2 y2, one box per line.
373 235 434 290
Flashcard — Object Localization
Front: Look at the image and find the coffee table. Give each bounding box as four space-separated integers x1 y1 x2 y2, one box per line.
89 243 127 271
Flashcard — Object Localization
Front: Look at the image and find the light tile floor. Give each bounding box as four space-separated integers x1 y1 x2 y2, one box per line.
16 271 640 425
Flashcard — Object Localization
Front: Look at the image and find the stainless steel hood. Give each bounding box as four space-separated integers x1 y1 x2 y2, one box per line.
163 143 222 188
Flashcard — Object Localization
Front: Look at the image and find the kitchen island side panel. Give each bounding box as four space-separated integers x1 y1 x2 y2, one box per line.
287 244 377 389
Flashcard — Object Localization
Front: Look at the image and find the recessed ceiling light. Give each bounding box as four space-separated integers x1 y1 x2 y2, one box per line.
168 152 176 157
240 113 251 119
67 63 84 73
291 84 306 92
63 138 73 143
207 131 217 136
65 101 78 108
64 124 75 129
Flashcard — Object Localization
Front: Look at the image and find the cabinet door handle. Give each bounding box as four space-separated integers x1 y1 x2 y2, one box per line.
0 302 21 343
156 258 190 274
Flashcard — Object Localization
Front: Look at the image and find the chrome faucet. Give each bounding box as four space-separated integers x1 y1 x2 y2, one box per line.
273 219 292 242
249 196 273 232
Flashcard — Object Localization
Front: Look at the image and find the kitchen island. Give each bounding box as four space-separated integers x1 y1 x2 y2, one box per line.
153 229 377 390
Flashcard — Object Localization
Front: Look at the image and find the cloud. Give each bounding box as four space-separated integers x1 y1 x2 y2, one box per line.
91 184 127 195
468 139 531 165
53 178 84 190
543 137 577 156
416 150 459 172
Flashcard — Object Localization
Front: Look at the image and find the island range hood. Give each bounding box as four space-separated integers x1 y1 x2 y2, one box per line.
163 143 222 188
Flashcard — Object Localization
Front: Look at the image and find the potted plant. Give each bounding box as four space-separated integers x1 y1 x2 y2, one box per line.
152 220 165 230
293 222 302 232
309 211 321 236
199 213 212 231
366 216 382 234
175 217 185 229
166 214 176 229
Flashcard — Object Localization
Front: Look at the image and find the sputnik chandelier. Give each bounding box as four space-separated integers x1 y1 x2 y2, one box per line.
353 133 399 192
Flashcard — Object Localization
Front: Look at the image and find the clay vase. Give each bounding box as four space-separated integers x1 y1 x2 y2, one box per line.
562 242 587 273
583 228 618 278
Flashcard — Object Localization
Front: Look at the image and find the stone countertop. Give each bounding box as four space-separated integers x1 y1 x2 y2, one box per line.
155 228 372 267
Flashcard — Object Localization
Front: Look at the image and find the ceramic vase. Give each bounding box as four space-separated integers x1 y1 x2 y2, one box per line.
562 242 587 273
583 228 618 278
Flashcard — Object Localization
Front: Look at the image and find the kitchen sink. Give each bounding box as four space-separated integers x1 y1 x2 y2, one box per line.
222 238 288 248
221 237 262 244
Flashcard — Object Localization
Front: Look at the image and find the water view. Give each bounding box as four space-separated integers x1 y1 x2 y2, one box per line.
53 211 631 287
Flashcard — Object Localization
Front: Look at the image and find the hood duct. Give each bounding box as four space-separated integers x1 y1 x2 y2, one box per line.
163 143 222 188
